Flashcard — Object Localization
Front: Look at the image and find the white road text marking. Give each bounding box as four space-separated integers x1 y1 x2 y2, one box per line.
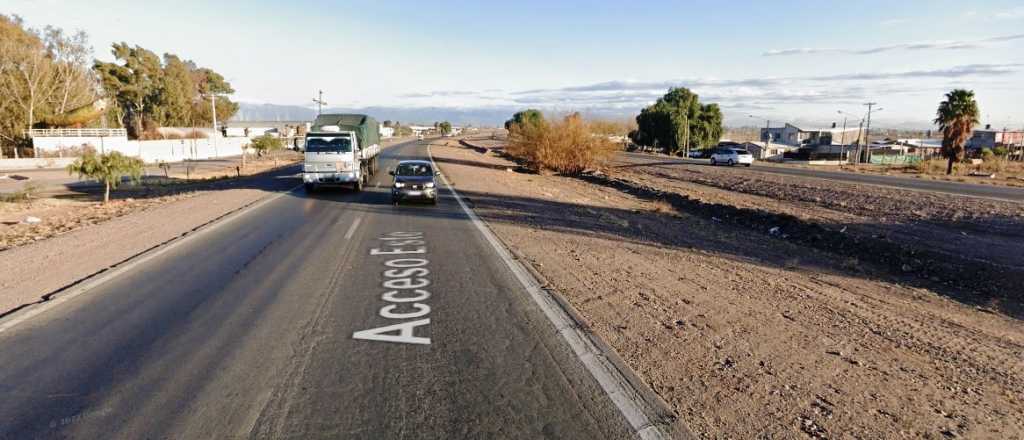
353 232 433 345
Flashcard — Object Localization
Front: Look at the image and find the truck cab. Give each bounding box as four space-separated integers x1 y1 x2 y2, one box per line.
302 114 380 192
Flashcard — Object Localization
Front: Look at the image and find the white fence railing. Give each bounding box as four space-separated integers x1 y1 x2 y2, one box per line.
27 128 128 138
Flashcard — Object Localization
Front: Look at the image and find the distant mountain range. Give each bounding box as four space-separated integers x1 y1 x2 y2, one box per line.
232 103 525 127
231 103 649 127
232 103 935 130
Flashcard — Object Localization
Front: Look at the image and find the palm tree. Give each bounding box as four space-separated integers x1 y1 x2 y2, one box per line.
934 89 980 175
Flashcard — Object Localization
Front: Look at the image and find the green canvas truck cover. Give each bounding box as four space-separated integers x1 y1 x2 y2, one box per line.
311 114 380 148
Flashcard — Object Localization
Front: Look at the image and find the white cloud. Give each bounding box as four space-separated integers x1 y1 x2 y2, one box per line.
995 6 1024 19
764 33 1024 56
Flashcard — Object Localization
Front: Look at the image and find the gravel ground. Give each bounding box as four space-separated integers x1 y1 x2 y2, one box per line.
430 138 1024 439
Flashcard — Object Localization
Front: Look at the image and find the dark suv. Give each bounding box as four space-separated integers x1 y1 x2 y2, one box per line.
390 160 439 205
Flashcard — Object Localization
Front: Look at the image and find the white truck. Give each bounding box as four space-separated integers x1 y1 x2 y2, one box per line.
302 114 381 192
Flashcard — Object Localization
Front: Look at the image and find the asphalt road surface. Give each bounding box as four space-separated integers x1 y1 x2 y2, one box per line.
619 152 1024 203
0 140 639 439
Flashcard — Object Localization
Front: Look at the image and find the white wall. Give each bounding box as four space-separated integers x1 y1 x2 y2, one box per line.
0 157 78 171
32 136 250 164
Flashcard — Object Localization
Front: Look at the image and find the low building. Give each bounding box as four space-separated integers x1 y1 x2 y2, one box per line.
966 126 1024 150
761 123 862 148
895 138 943 157
740 141 797 161
379 126 395 138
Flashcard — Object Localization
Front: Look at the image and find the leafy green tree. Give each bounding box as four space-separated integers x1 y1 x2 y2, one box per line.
156 54 196 126
630 87 722 155
934 89 980 175
250 134 284 158
505 109 544 131
439 121 452 135
94 43 163 138
67 151 144 203
94 43 238 138
0 15 97 157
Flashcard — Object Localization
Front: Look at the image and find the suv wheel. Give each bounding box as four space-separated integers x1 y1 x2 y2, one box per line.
710 157 717 166
727 159 735 166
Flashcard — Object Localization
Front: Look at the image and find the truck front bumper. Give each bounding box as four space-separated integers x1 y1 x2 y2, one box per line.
304 171 358 185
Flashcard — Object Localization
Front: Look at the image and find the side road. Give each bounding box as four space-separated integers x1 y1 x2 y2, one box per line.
429 138 1024 439
0 137 413 317
0 164 300 317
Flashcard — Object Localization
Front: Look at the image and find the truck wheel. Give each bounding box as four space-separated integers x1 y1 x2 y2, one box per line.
354 173 364 192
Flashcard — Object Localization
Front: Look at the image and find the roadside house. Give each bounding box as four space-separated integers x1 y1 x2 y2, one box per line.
966 126 1024 151
760 123 862 148
740 141 796 161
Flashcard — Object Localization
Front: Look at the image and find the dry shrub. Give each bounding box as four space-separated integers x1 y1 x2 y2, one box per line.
913 157 967 175
978 157 1008 174
650 199 677 216
588 118 636 137
507 113 617 175
184 129 208 139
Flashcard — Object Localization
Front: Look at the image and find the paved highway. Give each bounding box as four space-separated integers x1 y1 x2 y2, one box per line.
0 140 650 439
619 152 1024 203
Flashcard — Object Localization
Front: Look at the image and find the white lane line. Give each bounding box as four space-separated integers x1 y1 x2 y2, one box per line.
0 184 304 335
426 145 674 440
344 215 363 240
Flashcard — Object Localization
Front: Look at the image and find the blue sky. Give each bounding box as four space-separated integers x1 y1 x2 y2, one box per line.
8 0 1024 127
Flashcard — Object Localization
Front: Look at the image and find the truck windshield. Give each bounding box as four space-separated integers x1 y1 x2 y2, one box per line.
306 136 353 153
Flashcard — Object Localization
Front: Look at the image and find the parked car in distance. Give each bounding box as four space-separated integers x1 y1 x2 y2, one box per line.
710 148 754 167
390 160 439 205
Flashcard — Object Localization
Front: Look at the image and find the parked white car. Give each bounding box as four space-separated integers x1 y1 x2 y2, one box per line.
710 148 754 167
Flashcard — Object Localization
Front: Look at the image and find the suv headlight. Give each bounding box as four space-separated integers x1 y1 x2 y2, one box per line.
394 182 405 188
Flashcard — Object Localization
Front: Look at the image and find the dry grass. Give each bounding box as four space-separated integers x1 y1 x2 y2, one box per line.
913 157 1024 178
587 118 637 137
650 199 678 216
0 182 41 203
506 113 618 175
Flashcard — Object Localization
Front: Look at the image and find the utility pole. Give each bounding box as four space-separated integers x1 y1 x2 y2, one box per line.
312 90 327 116
862 102 877 164
856 119 865 163
839 114 848 164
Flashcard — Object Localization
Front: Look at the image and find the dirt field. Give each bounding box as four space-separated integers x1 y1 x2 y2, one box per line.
0 155 300 252
817 159 1024 188
606 154 1024 318
430 137 1024 439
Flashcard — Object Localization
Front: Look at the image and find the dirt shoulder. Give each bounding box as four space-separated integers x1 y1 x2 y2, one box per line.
430 138 1024 439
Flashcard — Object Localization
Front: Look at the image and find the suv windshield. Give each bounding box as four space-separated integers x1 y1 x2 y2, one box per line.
395 163 433 176
306 136 352 153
